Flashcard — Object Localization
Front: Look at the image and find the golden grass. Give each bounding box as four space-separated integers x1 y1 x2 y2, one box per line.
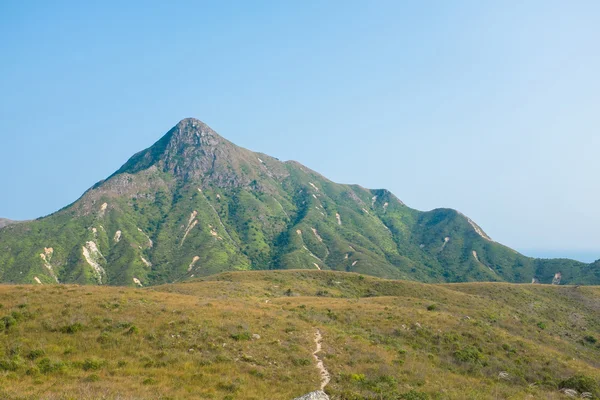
0 270 597 399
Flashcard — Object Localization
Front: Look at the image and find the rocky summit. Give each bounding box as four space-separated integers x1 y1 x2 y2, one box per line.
0 118 597 286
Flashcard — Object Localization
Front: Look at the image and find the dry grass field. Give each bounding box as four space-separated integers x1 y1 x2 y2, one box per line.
0 270 598 399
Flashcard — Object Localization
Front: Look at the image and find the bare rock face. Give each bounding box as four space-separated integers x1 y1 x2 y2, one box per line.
293 391 330 400
111 118 290 191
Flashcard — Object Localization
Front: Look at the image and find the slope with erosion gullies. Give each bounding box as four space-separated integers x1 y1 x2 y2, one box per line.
0 270 599 399
0 118 596 285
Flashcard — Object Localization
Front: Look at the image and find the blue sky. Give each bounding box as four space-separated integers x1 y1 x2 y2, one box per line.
1 1 599 261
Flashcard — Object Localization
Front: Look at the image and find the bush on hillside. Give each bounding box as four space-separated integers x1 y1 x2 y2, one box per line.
60 322 83 334
559 374 599 395
583 335 597 344
400 390 430 400
454 346 485 364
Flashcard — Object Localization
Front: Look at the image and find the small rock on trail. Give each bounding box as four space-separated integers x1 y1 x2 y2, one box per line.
293 391 329 400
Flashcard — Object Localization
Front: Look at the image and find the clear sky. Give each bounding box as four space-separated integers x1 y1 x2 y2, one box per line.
1 1 599 261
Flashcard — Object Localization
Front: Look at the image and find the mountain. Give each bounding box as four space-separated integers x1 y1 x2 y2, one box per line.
0 118 598 286
0 270 598 399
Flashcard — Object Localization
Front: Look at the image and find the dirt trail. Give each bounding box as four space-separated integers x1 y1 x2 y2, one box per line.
313 329 330 391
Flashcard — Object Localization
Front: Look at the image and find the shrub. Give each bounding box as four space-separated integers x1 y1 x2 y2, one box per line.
0 358 21 371
11 311 24 321
248 368 264 377
369 374 398 390
326 309 338 320
400 390 430 400
426 304 437 311
559 374 599 395
501 343 516 354
26 349 45 360
11 310 33 323
583 335 597 344
1 315 17 330
125 325 139 335
116 321 132 329
486 313 498 323
454 346 485 364
82 358 105 371
60 322 83 334
536 321 547 330
292 358 311 366
230 332 251 341
37 358 64 374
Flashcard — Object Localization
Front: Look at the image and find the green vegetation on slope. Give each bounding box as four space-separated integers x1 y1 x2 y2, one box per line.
0 118 597 286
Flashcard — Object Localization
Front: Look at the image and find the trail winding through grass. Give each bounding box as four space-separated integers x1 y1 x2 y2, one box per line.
313 329 330 391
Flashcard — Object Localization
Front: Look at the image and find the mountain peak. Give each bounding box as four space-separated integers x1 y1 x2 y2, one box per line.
110 118 277 189
172 117 215 136
112 118 228 177
168 117 222 144
177 117 204 125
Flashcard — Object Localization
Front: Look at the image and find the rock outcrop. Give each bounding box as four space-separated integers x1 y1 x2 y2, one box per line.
293 391 329 400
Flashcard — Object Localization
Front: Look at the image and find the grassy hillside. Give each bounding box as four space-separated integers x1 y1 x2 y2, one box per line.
0 270 598 399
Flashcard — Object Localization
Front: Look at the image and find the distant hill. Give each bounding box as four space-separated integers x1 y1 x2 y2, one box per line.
0 118 597 285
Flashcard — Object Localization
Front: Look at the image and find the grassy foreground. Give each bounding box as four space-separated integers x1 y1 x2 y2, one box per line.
0 270 598 399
